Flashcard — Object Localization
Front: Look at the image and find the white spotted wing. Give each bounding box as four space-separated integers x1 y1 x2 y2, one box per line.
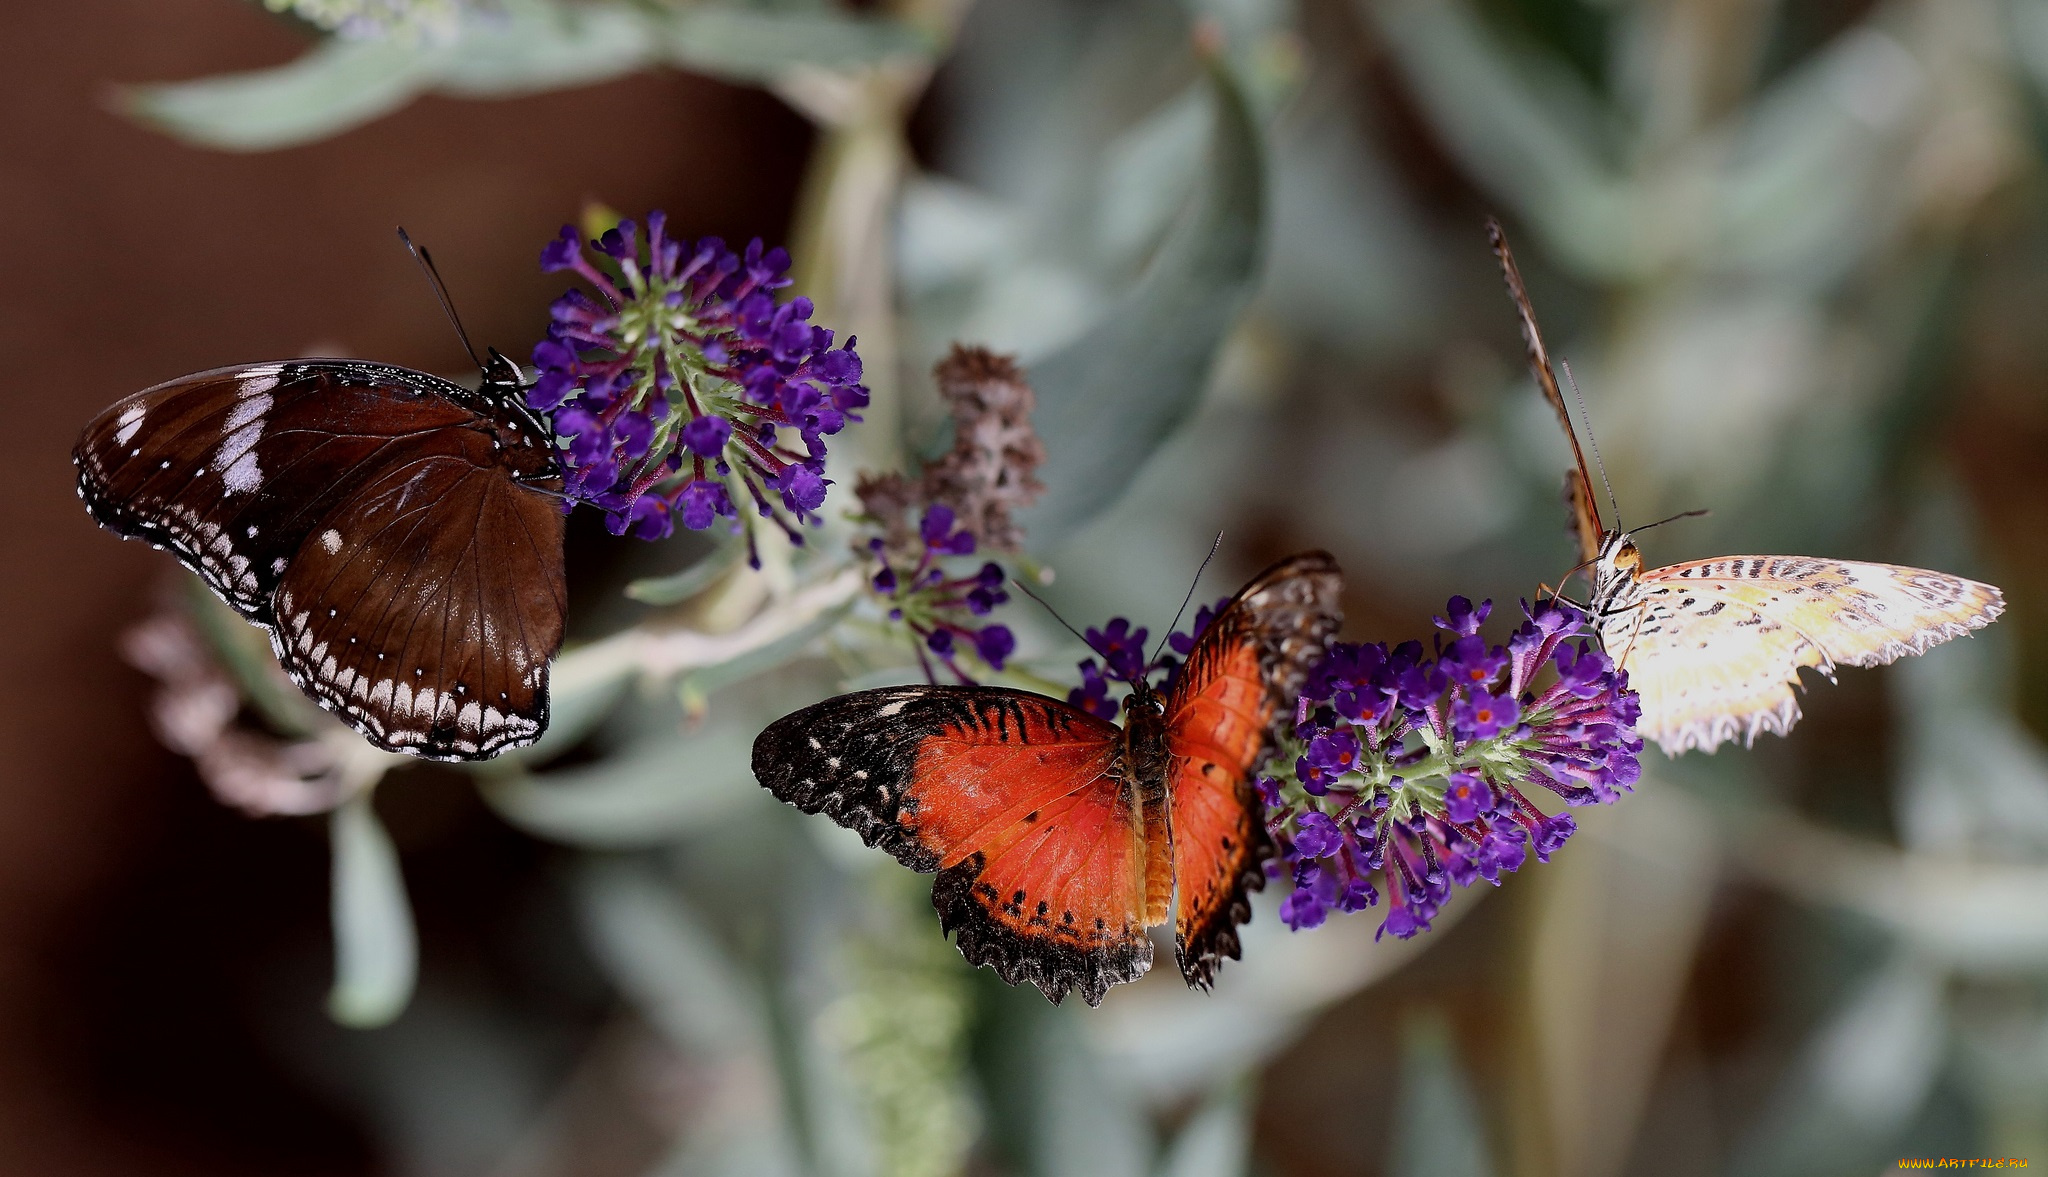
75 360 566 761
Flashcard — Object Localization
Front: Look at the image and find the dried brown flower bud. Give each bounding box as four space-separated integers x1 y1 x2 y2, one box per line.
918 346 1045 552
122 606 364 817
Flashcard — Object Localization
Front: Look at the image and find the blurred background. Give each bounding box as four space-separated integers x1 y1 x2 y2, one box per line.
8 0 2048 1174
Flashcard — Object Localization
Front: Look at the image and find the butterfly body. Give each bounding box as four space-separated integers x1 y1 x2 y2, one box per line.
75 355 567 761
1489 219 2003 756
753 551 1343 1005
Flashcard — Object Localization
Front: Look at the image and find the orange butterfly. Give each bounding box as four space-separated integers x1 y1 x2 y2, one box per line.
751 552 1342 1005
1488 221 2004 756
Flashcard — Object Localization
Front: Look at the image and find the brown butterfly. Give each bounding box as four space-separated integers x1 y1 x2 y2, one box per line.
751 552 1343 1005
75 347 567 762
1489 219 2003 755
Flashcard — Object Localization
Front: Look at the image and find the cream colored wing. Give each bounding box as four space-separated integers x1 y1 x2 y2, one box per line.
1600 556 2003 755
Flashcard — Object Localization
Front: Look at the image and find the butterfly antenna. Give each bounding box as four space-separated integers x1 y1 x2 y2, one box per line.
397 227 486 374
1148 531 1224 667
1630 507 1710 536
1558 357 1621 530
1010 576 1105 657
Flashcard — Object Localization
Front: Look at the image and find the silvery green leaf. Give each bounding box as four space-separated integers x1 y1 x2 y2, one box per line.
1157 1079 1254 1177
1713 25 1929 290
1389 1012 1496 1177
577 861 806 1177
1020 60 1266 546
327 790 419 1028
625 537 747 605
119 0 930 153
656 6 935 83
576 860 761 1056
1726 953 1946 1177
482 716 763 848
973 989 1149 1177
1362 0 1635 279
117 35 437 152
676 596 854 700
1093 886 1447 1104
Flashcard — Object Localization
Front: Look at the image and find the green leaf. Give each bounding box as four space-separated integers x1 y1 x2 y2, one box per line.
1158 1079 1255 1177
326 790 418 1028
657 6 935 83
1389 1011 1496 1177
625 537 747 605
117 0 933 153
1020 60 1266 547
480 721 762 848
973 986 1151 1177
118 36 439 152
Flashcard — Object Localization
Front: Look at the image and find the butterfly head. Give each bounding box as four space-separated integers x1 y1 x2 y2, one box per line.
481 347 527 394
1589 531 1643 612
1124 677 1166 719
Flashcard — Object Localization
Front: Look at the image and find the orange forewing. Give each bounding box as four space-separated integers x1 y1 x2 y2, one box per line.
753 687 1153 1005
1164 550 1343 986
902 701 1122 869
1166 630 1271 987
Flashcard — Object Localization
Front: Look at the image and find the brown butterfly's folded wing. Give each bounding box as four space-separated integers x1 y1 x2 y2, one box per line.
74 364 485 623
753 687 1154 1005
1166 551 1344 989
272 451 566 761
1611 557 2003 755
1564 470 1602 566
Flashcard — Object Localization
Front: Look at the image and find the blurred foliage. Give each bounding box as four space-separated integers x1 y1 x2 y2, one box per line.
117 0 2048 1174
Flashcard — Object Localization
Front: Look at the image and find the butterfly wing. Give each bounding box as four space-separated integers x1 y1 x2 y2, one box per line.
1606 556 2004 755
752 686 1158 1006
1489 221 1606 558
75 360 567 760
1563 470 1603 567
76 363 482 620
270 452 566 761
1165 550 1344 988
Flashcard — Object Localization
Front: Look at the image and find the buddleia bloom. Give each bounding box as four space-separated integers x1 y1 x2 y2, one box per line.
530 212 868 557
856 347 1043 684
867 506 1016 683
1262 597 1643 938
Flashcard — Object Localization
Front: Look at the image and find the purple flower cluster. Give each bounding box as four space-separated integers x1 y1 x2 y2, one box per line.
1266 597 1643 939
1065 599 1225 720
869 506 1016 683
530 212 868 554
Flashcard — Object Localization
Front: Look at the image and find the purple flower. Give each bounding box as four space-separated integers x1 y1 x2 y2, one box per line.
920 504 977 556
1070 659 1119 721
531 212 867 551
1296 729 1361 796
976 625 1016 670
1293 810 1345 859
864 505 1018 684
1265 595 1643 940
1433 595 1491 636
1086 619 1150 682
1167 599 1229 657
1442 771 1494 824
1452 687 1517 742
681 414 732 458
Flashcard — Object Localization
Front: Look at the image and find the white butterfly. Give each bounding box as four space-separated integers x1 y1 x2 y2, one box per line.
1489 220 2003 756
